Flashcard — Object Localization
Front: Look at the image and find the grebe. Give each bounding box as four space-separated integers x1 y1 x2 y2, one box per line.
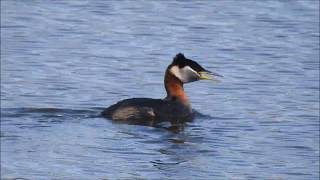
101 53 222 123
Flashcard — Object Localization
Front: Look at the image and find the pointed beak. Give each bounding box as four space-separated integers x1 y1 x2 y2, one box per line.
198 70 223 80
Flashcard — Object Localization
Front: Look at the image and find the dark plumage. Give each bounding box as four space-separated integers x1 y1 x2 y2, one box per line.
101 98 192 122
171 53 207 72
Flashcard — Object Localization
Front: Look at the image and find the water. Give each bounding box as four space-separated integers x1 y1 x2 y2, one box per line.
1 1 319 179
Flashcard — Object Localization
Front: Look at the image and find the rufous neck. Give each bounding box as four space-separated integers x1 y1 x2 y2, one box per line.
164 70 189 105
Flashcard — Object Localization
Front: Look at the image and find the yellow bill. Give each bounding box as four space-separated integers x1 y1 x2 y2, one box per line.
199 71 223 83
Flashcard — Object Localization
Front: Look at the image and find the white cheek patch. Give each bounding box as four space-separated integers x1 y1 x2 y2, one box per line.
170 66 183 81
170 65 200 83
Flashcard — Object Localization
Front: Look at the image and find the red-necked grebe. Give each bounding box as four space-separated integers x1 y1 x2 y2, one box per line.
101 53 222 122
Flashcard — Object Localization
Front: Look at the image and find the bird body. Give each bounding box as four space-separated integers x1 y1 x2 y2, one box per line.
101 53 221 123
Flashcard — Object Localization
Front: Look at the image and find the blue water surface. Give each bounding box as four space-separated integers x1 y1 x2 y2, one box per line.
1 1 319 179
